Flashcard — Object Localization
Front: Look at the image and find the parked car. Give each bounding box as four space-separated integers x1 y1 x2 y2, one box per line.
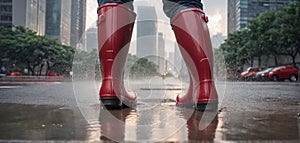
47 72 58 76
6 71 21 76
268 66 298 82
240 66 265 81
255 67 274 81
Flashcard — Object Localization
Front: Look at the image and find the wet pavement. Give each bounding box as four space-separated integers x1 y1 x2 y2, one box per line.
0 78 299 142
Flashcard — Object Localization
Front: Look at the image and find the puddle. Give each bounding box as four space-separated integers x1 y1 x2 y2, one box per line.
0 103 87 140
0 81 299 142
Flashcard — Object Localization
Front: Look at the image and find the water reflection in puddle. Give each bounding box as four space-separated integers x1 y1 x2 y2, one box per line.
1 79 300 142
0 102 299 142
86 106 219 142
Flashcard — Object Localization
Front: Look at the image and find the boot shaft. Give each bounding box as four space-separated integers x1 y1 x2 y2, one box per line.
97 3 136 79
97 3 136 102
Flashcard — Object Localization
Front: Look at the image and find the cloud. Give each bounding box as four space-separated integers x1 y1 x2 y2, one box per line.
86 0 227 35
86 0 98 29
203 0 227 35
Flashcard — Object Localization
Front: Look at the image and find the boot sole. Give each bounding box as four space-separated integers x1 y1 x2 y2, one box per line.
100 97 123 109
176 102 194 108
100 97 135 109
195 102 218 111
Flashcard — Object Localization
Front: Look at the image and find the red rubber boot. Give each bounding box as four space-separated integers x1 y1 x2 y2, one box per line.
97 3 136 109
171 8 218 111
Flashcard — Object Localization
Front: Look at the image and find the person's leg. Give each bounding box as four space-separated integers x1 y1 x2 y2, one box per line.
163 0 218 111
97 1 136 109
162 0 203 19
97 0 134 10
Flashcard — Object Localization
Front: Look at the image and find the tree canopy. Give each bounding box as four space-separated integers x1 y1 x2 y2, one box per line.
0 26 75 76
220 0 300 70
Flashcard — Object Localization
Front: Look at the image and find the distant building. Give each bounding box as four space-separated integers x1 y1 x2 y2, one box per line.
0 0 46 35
85 27 98 52
174 43 187 78
227 0 239 34
168 52 174 64
228 0 295 34
167 51 175 74
157 32 165 73
136 5 158 63
0 0 12 28
174 43 182 71
45 0 71 45
70 0 86 47
211 33 226 49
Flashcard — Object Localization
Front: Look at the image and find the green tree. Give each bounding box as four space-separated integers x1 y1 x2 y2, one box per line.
0 26 75 75
273 0 300 67
6 26 41 75
72 50 159 80
222 0 300 70
127 54 158 78
248 10 278 66
0 27 17 68
220 29 251 70
46 44 75 75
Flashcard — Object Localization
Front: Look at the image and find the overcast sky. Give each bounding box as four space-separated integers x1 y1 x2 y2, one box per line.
86 0 227 35
86 0 227 53
203 0 227 35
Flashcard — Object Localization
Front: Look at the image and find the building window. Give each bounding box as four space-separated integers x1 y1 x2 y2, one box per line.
0 15 11 21
0 5 12 12
0 0 12 3
0 23 12 28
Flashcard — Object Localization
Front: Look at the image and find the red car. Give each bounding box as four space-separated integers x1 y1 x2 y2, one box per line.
268 66 298 82
47 72 58 76
6 71 21 76
240 67 265 80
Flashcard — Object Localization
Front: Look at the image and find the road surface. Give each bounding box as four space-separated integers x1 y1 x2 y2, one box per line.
0 78 299 142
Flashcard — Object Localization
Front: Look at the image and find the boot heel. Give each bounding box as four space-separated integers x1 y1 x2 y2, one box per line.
195 102 218 111
100 97 122 109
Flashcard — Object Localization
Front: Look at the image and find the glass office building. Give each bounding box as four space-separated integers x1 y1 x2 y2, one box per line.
136 6 158 61
0 0 12 28
0 0 46 35
25 0 46 35
85 27 98 52
228 0 295 34
70 0 86 47
157 32 165 74
45 0 71 45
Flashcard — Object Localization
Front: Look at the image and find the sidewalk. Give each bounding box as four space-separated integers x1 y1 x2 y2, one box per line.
0 76 71 82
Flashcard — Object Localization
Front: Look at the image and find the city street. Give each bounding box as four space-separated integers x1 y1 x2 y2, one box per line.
0 78 299 142
1 0 300 142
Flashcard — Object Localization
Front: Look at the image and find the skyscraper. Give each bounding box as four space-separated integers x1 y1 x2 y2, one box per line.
45 0 71 45
85 27 98 52
168 52 174 66
136 6 158 62
228 0 295 34
0 0 13 28
70 0 86 48
174 42 187 78
157 32 165 73
211 33 226 49
227 0 239 34
0 0 46 35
